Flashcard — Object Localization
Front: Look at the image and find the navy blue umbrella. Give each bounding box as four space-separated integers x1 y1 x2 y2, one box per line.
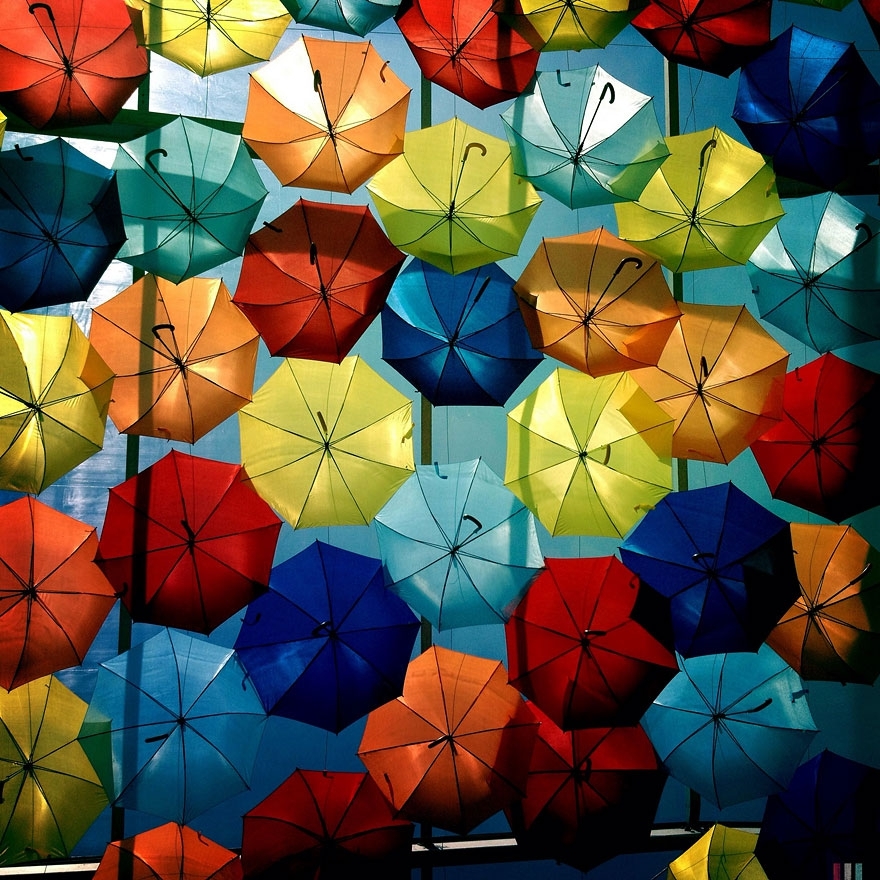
618 481 800 658
756 750 880 880
381 259 543 406
0 139 125 312
733 26 880 191
234 540 421 734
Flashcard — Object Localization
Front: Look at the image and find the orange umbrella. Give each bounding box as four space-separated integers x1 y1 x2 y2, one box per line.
767 523 880 686
358 645 539 834
242 35 410 194
0 496 116 691
630 301 788 464
513 227 681 377
89 274 259 444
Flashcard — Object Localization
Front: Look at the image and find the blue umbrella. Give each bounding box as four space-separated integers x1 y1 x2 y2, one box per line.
756 750 880 880
642 646 818 809
0 139 125 312
381 259 543 406
234 540 420 733
732 26 880 190
80 628 267 824
280 0 401 35
374 458 545 630
619 482 800 659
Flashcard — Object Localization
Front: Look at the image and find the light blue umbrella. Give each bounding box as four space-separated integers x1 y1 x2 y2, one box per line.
374 458 544 630
280 0 401 35
80 629 267 824
642 645 818 809
501 65 669 209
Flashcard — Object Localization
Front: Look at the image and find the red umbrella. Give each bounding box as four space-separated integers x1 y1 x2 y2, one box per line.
750 353 880 524
395 0 539 109
506 556 677 731
96 449 282 635
0 496 116 691
233 199 405 362
505 703 666 872
241 769 413 880
631 0 771 77
0 0 149 129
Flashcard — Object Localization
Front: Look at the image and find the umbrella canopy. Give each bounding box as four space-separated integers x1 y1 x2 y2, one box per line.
494 0 649 52
89 274 260 443
373 458 544 630
766 523 880 685
0 311 114 496
367 117 542 275
0 676 109 864
749 353 880 523
666 824 768 880
733 26 880 191
280 0 402 35
233 198 405 362
126 0 291 76
619 482 800 658
381 259 543 406
642 645 818 809
395 0 539 109
756 750 880 880
234 540 420 733
358 645 539 834
504 368 674 537
505 556 678 730
242 35 410 194
113 115 268 283
614 126 784 273
238 355 415 529
500 65 669 210
241 768 413 880
0 0 148 129
0 138 125 312
505 703 666 872
864 0 880 41
93 822 243 880
747 193 880 355
630 301 788 465
96 449 282 634
80 628 268 824
631 0 771 77
513 228 681 377
0 496 116 692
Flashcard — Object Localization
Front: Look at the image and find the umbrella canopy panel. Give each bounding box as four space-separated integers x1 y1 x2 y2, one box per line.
281 0 402 35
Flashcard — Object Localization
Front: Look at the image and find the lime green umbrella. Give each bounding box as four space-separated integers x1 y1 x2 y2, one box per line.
367 117 542 275
505 368 673 537
615 127 783 273
667 824 768 880
239 355 415 529
0 676 109 865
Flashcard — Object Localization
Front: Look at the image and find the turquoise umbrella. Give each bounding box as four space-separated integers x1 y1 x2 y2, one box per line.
642 645 818 809
374 458 544 630
280 0 401 35
113 116 268 283
501 65 669 210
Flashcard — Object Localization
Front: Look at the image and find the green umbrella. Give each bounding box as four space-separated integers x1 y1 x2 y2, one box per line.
113 116 268 283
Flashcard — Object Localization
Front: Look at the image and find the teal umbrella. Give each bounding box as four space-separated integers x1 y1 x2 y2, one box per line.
113 116 268 283
501 65 669 210
642 645 818 809
280 0 401 35
374 458 544 630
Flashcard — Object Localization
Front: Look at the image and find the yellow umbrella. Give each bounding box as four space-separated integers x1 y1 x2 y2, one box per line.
630 301 789 465
0 676 109 864
0 109 6 145
126 0 291 76
0 312 114 495
504 368 673 537
667 824 768 880
242 35 411 194
239 355 415 529
368 117 542 275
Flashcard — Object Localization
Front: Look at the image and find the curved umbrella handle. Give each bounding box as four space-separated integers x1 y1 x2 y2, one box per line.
262 220 282 233
854 222 874 252
462 513 482 532
598 81 615 105
13 144 33 162
316 410 329 435
379 60 389 83
433 461 448 479
313 69 322 92
846 562 873 587
462 142 487 164
610 256 643 283
556 70 571 87
28 2 54 20
145 147 168 175
699 139 717 170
